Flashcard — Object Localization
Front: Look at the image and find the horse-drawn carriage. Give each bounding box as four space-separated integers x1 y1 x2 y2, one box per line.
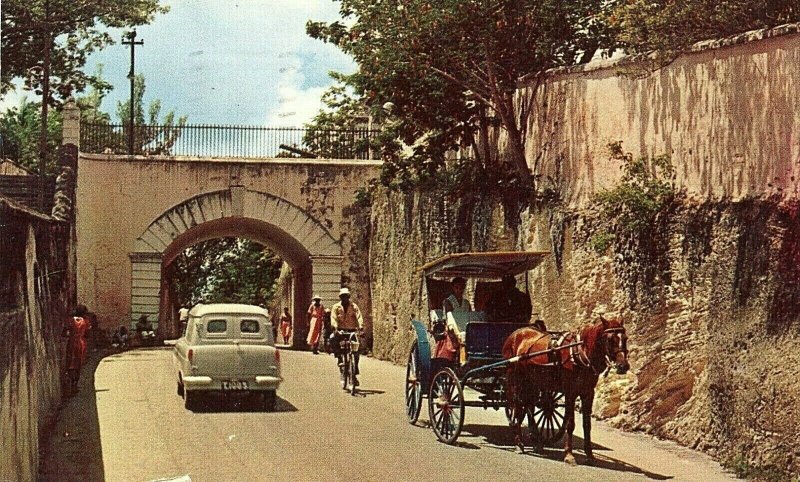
404 251 630 462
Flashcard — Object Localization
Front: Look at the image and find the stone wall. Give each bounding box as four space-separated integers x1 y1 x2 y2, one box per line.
369 26 800 477
521 199 800 475
0 197 72 482
519 23 800 208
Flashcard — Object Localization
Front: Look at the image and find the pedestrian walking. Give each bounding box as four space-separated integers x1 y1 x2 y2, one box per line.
63 304 91 394
279 307 292 344
307 295 325 354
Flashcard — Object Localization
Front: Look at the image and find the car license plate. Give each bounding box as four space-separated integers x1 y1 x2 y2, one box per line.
222 380 248 391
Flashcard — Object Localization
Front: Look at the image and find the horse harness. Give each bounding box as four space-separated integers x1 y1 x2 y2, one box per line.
539 327 627 376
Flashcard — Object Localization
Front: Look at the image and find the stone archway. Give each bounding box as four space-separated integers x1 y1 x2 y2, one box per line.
129 186 342 344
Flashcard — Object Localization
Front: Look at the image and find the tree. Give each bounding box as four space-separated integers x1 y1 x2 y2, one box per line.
79 73 187 155
604 0 800 59
1 0 167 182
114 74 188 155
168 238 283 308
307 0 612 190
302 75 382 160
0 98 62 174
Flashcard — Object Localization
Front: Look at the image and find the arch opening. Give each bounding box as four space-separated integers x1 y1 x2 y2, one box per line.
129 189 343 347
158 218 312 345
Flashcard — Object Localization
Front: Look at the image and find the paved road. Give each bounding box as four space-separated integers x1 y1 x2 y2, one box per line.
75 347 736 482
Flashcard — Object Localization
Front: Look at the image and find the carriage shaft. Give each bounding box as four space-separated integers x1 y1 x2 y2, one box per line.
462 341 583 381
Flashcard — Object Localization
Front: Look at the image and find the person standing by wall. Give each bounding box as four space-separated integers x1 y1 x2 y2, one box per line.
307 295 325 354
62 304 91 395
279 307 292 345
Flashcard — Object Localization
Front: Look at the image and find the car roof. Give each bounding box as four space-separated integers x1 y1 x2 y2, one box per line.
188 303 269 317
421 251 550 279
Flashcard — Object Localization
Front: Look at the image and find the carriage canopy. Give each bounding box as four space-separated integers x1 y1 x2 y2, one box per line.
421 251 550 280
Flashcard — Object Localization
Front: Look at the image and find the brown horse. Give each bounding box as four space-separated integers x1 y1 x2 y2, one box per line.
502 315 630 464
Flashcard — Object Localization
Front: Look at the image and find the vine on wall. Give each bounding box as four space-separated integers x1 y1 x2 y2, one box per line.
590 142 679 305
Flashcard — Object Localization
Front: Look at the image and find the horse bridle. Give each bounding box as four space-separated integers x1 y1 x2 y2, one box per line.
601 327 628 374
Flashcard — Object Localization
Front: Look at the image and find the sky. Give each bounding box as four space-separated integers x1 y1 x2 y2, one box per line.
2 0 356 126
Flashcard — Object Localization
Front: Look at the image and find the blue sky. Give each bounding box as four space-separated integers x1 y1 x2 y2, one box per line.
2 0 356 126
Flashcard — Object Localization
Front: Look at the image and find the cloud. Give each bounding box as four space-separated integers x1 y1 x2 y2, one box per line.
265 53 328 126
3 1 355 128
0 84 29 113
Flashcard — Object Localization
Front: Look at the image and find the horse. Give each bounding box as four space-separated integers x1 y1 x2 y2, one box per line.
502 314 630 464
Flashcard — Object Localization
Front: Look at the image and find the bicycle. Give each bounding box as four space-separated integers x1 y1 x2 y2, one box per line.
335 330 361 396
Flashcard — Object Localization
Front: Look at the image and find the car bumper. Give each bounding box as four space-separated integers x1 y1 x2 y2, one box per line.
182 375 282 391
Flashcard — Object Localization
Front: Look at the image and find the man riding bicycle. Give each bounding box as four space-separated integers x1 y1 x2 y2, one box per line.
330 287 364 388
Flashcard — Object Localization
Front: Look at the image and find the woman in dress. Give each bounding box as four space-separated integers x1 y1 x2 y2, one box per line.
306 295 325 354
63 304 91 394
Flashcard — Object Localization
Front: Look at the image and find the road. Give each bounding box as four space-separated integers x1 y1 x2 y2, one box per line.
42 347 737 482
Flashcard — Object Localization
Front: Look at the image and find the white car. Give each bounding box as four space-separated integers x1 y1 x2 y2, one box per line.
173 303 282 411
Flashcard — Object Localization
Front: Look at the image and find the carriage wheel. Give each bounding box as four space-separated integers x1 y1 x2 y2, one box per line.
428 367 465 444
405 342 423 424
530 390 566 445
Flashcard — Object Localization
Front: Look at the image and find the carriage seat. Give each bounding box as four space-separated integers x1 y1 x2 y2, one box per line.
447 311 486 340
465 322 530 359
429 309 444 323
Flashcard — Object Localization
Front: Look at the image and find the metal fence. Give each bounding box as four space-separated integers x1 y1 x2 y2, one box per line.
80 123 380 160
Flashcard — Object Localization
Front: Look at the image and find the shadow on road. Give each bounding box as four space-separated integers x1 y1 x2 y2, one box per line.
189 393 299 413
460 423 673 480
39 351 107 482
351 388 386 398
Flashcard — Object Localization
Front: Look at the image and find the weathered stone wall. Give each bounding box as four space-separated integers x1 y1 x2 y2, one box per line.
522 199 800 475
369 189 512 361
0 197 72 482
519 24 800 208
369 26 800 477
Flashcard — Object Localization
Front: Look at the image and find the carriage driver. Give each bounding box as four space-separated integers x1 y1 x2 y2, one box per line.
433 277 471 362
330 287 364 385
487 274 532 324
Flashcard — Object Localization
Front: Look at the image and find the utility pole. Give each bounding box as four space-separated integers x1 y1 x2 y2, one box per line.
37 0 51 211
122 30 143 155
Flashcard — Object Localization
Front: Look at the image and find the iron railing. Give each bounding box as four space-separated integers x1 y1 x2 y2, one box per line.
80 123 381 160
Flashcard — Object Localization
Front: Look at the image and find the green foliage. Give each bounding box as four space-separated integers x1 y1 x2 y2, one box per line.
168 238 282 308
114 74 188 155
0 98 62 174
594 141 676 233
307 0 613 190
303 77 383 160
589 231 615 255
604 0 800 61
76 65 112 125
1 0 168 99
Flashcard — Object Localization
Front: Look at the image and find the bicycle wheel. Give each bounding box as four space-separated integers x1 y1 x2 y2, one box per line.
349 352 358 396
340 353 349 390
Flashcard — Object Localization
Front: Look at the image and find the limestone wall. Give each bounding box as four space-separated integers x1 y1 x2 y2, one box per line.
0 197 72 482
521 200 799 475
369 26 800 477
520 24 800 208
